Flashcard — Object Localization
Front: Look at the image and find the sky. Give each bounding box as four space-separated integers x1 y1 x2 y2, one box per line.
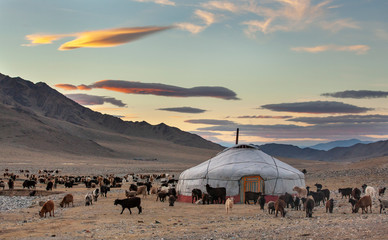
1 0 387 147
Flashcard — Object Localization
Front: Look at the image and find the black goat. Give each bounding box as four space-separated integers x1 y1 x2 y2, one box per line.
352 188 361 200
206 184 226 204
319 189 330 201
244 191 262 205
258 195 266 211
279 192 294 208
305 198 314 218
192 189 202 203
100 185 110 197
338 188 352 199
114 197 142 214
46 181 53 191
23 180 36 189
294 197 301 210
314 183 322 191
169 195 176 206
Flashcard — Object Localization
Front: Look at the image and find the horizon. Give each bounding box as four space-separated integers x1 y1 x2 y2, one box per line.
1 0 387 146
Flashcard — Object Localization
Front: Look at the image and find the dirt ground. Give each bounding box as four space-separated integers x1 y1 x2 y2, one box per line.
1 156 388 240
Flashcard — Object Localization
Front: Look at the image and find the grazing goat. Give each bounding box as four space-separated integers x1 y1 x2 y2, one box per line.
275 199 286 217
379 199 388 214
92 189 99 202
225 197 234 214
244 191 261 205
85 193 93 206
114 197 142 214
156 191 168 202
23 180 36 189
338 188 352 198
125 190 137 198
325 199 334 213
169 195 176 206
305 198 314 218
192 189 202 204
351 188 361 200
314 183 322 191
353 195 372 214
292 186 307 198
349 198 357 211
279 192 294 208
268 201 275 214
60 194 74 208
206 184 226 204
379 187 386 196
39 200 55 217
137 185 147 198
258 195 266 211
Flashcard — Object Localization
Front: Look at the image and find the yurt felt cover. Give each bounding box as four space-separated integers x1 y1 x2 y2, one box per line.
177 144 305 200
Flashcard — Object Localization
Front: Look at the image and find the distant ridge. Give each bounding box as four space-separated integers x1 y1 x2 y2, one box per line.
308 139 373 151
0 73 223 157
259 140 388 162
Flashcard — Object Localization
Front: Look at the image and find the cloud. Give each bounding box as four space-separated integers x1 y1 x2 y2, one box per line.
288 115 388 124
175 23 205 34
66 93 127 107
176 9 216 34
201 1 239 12
54 84 78 90
195 9 216 26
320 18 360 32
321 90 388 99
291 44 370 54
185 119 236 125
24 26 173 50
134 0 175 6
261 101 372 114
55 80 239 100
237 115 293 119
157 107 206 113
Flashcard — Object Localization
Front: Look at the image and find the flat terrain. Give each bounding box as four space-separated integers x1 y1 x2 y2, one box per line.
1 154 388 240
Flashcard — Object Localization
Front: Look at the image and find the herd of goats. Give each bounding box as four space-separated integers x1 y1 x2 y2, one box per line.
1 169 388 219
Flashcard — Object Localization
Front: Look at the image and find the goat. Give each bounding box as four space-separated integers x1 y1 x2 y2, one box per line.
125 190 137 198
275 199 286 217
39 200 55 217
156 191 168 202
136 185 147 198
258 195 266 211
169 195 176 206
225 197 234 214
202 193 211 205
379 187 386 196
314 183 322 191
114 197 142 214
192 188 202 204
46 181 53 191
349 198 357 211
338 188 352 199
305 198 314 218
292 186 307 198
319 189 330 201
92 188 99 202
23 180 36 189
0 181 6 190
268 201 275 214
365 186 377 198
244 191 262 205
206 184 226 204
60 194 74 208
379 199 388 214
85 193 93 206
351 188 361 200
353 195 372 214
325 198 334 213
279 192 294 208
293 197 301 211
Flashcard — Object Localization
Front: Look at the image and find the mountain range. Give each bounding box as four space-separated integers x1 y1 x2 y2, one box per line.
307 139 374 151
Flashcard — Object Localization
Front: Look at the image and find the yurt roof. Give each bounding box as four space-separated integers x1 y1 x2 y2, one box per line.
179 144 304 181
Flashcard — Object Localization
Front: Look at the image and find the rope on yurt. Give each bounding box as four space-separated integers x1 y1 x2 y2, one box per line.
204 157 212 184
271 156 280 195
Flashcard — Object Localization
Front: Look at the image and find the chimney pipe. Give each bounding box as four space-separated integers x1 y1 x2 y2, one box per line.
235 128 239 145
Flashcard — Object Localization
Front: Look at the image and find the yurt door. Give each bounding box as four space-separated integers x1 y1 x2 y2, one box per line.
240 176 264 203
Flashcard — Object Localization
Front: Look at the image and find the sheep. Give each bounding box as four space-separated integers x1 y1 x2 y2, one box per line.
206 184 226 204
156 191 168 202
192 188 202 203
268 201 275 214
353 195 372 214
244 191 261 205
258 195 266 211
92 188 99 202
114 197 142 214
379 199 388 214
85 193 93 206
365 186 377 198
225 197 234 214
60 194 74 208
275 199 286 217
351 188 361 200
39 200 55 218
137 185 147 198
338 188 352 198
325 198 334 213
379 187 386 196
305 198 315 218
169 195 177 206
125 190 137 198
292 186 307 198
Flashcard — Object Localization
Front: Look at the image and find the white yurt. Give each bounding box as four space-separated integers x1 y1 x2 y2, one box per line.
176 144 305 203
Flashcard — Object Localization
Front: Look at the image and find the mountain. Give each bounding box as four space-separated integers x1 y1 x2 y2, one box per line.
308 139 374 151
0 73 223 160
259 140 388 162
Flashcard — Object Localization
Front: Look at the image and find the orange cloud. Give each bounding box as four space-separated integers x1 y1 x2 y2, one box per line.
24 26 173 50
291 44 370 54
54 84 78 90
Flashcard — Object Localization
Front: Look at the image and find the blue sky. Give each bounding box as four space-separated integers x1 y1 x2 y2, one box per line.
1 0 387 146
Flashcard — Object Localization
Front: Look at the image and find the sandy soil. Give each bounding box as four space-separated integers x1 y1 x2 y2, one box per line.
1 155 388 239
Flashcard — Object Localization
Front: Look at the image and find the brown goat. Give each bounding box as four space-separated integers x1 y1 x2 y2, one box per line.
353 195 372 214
275 199 287 217
39 200 55 217
136 185 147 198
60 194 74 208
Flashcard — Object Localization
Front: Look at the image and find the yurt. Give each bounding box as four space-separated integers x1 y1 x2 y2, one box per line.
177 144 305 203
